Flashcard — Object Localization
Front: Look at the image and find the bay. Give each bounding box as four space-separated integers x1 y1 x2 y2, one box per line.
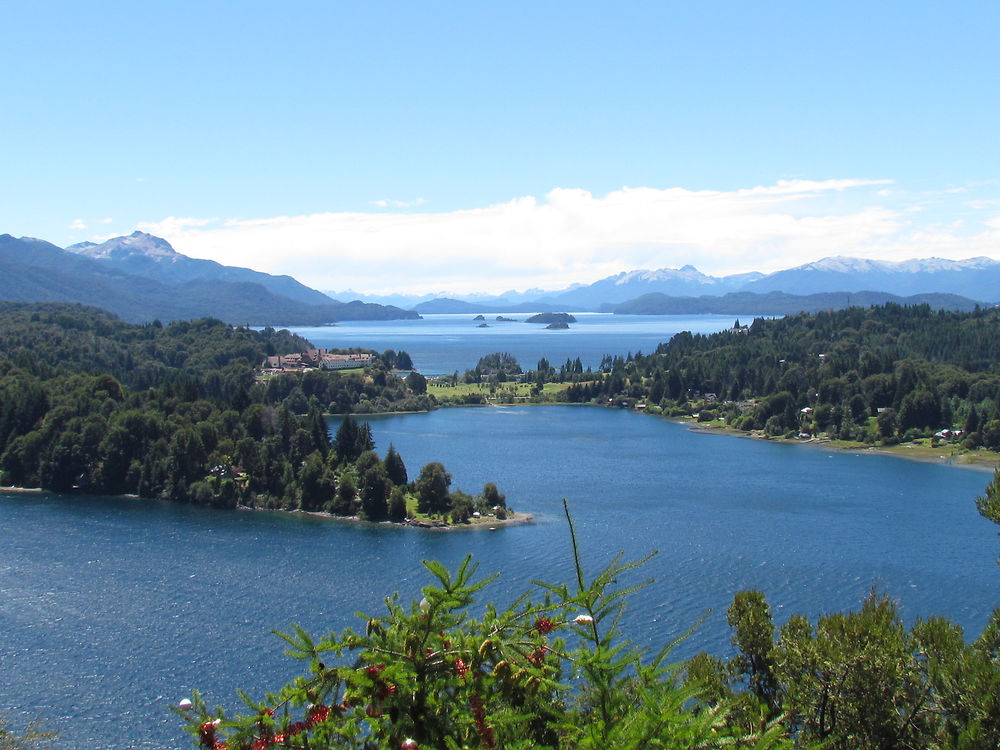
285 313 752 375
1 406 998 749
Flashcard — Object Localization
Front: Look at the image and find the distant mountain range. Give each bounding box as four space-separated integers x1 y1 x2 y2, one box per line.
0 232 418 325
336 256 1000 313
613 290 985 316
5 227 997 324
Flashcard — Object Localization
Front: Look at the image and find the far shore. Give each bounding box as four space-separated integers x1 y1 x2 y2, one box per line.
681 418 1000 473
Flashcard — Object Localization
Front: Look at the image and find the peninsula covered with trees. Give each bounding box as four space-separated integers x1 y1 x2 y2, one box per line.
554 304 1000 457
0 302 511 525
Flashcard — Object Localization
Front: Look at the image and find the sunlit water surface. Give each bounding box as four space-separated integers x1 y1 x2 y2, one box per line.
2 406 997 749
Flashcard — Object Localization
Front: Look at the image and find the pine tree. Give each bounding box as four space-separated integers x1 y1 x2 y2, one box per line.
383 443 408 485
416 462 452 514
387 486 408 522
360 464 390 521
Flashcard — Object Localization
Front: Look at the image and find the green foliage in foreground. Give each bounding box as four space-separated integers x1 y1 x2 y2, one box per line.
179 503 795 750
0 716 55 750
179 484 1000 750
683 472 1000 750
689 590 1000 750
978 468 1000 527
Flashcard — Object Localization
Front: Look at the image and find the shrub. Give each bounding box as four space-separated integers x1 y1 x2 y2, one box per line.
178 503 795 750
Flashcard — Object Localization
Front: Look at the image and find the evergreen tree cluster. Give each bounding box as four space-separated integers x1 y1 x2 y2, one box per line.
259 366 435 416
464 352 523 383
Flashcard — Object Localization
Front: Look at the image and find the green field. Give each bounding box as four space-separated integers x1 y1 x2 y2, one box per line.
428 379 576 403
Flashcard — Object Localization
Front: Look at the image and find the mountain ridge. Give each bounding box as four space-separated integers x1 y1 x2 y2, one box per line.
611 290 987 316
390 255 1000 312
0 233 418 325
66 231 336 306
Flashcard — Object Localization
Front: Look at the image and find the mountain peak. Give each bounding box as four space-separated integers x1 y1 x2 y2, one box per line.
67 232 180 262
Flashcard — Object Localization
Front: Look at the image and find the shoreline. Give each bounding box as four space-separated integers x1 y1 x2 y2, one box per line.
0 485 534 530
269 507 534 531
333 403 1000 474
680 418 1000 473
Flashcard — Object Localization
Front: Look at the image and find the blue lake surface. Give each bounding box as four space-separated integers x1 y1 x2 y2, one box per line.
286 313 753 375
2 406 998 749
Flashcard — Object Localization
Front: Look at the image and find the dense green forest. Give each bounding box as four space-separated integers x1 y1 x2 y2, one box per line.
0 302 490 521
557 304 1000 451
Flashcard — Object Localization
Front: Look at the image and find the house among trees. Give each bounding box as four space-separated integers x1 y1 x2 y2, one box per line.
319 352 375 370
261 349 375 372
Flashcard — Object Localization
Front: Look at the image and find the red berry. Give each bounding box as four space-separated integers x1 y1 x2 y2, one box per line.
198 720 221 748
534 616 556 634
305 704 330 726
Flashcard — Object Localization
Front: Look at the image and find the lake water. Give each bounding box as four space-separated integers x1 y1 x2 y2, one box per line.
2 406 997 749
286 313 752 375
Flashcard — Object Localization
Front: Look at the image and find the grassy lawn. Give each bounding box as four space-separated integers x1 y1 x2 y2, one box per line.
428 379 580 402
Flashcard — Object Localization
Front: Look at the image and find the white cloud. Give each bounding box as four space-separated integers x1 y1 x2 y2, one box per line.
370 198 428 208
69 218 87 230
137 179 1000 295
98 217 113 224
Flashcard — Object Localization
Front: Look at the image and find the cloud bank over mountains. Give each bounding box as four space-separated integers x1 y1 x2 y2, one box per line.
136 179 1000 296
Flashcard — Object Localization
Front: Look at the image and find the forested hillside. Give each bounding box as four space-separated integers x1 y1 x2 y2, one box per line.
560 304 1000 449
0 303 479 518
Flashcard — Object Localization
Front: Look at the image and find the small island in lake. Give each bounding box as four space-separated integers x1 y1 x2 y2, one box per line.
495 315 515 322
473 314 486 321
477 322 490 328
545 321 570 329
525 312 577 324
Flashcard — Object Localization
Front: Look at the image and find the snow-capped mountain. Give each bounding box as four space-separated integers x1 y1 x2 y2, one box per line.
533 265 763 309
399 254 999 312
744 256 1000 299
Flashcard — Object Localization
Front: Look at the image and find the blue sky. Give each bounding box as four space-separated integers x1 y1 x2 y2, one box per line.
3 1 999 294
